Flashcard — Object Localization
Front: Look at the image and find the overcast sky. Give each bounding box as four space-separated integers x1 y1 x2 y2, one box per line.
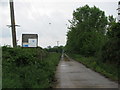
0 0 119 48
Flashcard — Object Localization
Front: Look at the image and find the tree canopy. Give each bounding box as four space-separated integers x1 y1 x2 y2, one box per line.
101 23 120 64
65 5 108 56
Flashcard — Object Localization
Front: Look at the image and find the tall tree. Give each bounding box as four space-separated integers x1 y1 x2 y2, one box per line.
66 5 108 56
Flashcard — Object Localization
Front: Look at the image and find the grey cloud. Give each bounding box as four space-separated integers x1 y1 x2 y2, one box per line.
1 0 118 47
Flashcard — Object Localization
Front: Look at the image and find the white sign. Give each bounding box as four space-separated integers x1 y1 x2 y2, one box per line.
28 39 37 47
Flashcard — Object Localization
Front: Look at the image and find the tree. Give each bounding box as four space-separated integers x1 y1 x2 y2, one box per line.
106 15 116 38
65 5 108 56
101 23 120 64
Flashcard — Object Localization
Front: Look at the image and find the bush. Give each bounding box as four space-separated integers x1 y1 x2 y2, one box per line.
101 38 120 64
2 47 61 88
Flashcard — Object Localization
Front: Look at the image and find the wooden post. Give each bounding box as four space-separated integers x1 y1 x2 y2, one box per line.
9 0 17 47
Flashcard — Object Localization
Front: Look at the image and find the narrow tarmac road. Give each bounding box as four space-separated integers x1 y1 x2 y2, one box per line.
55 55 119 88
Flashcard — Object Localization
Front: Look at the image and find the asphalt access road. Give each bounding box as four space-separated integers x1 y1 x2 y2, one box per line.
55 55 119 88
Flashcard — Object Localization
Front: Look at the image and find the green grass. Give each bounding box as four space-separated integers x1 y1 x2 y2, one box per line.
2 47 61 88
69 54 119 82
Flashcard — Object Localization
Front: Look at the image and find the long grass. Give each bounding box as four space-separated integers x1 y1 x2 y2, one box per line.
2 47 61 88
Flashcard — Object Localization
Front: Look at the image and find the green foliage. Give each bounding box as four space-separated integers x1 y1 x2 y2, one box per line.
45 46 63 53
107 15 117 38
101 23 120 64
66 4 119 65
108 23 120 38
66 5 108 56
2 47 47 66
2 47 61 88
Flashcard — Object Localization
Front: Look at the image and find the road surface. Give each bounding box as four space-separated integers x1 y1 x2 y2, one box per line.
55 55 119 88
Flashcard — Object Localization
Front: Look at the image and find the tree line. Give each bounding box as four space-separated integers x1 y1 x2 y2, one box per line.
65 5 120 64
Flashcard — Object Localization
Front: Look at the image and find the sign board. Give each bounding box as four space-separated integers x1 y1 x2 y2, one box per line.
22 34 38 47
28 39 37 47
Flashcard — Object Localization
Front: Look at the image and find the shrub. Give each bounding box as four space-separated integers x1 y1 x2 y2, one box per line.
2 47 60 88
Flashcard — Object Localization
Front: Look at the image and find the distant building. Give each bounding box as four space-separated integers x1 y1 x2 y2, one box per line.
22 34 38 47
118 1 120 22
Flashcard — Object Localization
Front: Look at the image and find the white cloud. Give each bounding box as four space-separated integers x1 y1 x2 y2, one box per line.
0 37 12 46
